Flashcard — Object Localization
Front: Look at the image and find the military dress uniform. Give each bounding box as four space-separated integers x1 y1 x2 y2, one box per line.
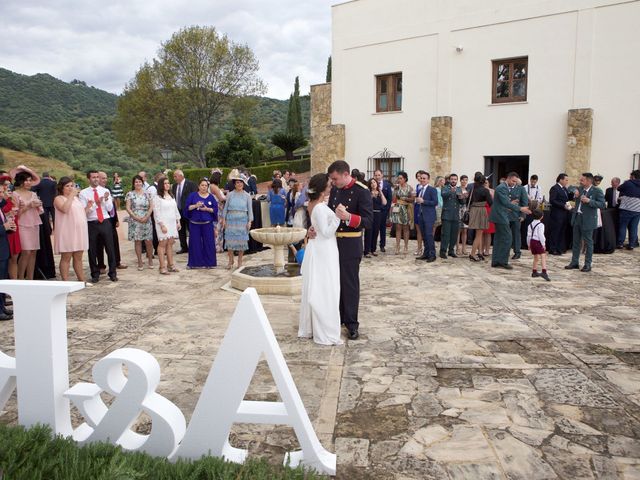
567 185 605 271
488 182 523 268
508 184 529 258
328 178 373 337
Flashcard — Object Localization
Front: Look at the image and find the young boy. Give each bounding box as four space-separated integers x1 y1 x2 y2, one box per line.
527 209 550 281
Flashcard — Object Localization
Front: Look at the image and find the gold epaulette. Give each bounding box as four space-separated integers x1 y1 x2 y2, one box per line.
355 181 369 190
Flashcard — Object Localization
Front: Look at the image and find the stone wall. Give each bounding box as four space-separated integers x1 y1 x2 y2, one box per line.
310 83 345 174
565 108 593 182
429 116 452 179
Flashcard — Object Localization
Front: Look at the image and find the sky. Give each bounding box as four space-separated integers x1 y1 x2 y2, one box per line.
0 0 337 99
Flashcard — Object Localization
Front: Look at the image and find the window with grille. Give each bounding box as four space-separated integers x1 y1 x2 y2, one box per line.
492 57 528 104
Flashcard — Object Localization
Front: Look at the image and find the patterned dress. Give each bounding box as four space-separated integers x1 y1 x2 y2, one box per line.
126 190 153 241
222 190 253 251
390 184 413 225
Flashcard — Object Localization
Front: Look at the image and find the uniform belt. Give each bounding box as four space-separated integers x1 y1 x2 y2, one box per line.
336 232 362 238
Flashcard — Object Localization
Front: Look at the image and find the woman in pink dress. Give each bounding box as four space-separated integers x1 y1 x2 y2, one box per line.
54 177 90 282
10 165 43 280
0 174 21 279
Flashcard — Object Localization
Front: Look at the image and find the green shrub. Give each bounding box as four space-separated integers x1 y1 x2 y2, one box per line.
0 423 326 479
180 158 309 185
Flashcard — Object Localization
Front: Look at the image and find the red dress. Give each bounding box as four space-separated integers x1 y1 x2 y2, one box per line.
483 204 496 234
2 199 21 255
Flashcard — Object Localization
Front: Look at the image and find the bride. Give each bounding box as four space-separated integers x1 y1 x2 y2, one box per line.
298 173 343 345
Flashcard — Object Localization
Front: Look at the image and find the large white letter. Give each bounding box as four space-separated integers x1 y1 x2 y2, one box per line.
0 280 84 436
173 288 336 476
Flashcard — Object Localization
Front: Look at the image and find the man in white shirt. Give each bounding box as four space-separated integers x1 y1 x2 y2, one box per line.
525 175 543 203
139 171 150 191
79 170 118 282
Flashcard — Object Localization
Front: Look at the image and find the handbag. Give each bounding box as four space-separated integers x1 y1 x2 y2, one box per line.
391 204 400 214
462 186 474 225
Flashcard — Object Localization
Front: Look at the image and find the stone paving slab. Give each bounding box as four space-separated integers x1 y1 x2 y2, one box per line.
1 237 640 479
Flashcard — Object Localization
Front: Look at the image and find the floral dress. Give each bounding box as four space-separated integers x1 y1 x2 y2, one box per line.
390 184 413 225
126 191 153 241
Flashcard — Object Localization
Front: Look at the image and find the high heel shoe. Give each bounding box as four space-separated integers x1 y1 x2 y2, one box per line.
395 246 401 255
159 267 169 275
469 255 479 262
168 265 179 273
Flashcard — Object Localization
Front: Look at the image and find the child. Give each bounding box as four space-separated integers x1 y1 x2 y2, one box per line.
288 237 307 265
527 209 550 281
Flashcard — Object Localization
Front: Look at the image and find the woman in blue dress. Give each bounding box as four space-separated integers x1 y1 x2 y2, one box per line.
267 179 286 226
221 173 253 270
184 179 218 269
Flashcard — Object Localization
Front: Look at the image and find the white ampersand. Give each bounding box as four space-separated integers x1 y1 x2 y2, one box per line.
64 348 186 457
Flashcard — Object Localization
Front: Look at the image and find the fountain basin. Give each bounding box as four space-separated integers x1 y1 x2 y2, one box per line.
231 265 302 295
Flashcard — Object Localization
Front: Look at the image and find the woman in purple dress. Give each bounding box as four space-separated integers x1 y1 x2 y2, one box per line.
184 179 218 268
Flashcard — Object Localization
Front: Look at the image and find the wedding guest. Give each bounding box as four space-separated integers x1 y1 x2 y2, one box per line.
32 171 57 225
528 209 550 281
79 170 117 283
111 172 124 210
616 170 640 249
439 174 460 258
547 173 574 255
172 170 197 254
467 173 492 262
286 179 301 226
138 171 150 190
433 175 445 238
184 179 218 269
364 177 387 258
153 176 181 274
605 177 621 209
97 171 126 273
413 170 426 256
11 165 43 279
267 178 286 226
53 177 89 282
209 170 226 253
221 173 253 270
390 171 414 255
125 175 154 271
373 169 392 253
0 175 20 279
457 175 470 255
0 181 17 320
482 179 496 257
415 172 438 262
524 175 544 203
565 173 605 272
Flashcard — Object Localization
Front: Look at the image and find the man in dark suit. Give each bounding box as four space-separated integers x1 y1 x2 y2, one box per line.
415 172 439 262
373 169 392 253
489 172 532 269
0 182 16 320
547 173 574 255
172 170 197 253
565 172 606 272
31 171 57 225
605 177 621 209
440 173 460 258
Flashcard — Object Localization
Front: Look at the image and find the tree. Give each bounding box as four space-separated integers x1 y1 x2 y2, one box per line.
326 56 332 82
272 77 306 160
207 118 264 167
271 132 305 161
114 26 266 167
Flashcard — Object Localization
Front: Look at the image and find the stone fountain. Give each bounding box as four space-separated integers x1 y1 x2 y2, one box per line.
230 226 307 295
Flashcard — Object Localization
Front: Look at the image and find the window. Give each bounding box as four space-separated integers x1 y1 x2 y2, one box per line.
491 57 528 103
376 73 402 112
367 155 404 182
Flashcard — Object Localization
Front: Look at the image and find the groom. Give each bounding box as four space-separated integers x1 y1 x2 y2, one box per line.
327 160 373 340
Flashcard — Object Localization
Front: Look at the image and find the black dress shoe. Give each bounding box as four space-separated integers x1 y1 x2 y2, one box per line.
426 256 437 263
616 245 624 250
625 246 634 251
531 271 540 278
348 330 359 340
109 275 118 282
380 247 386 253
564 264 579 270
176 249 188 254
448 252 458 258
417 255 429 260
511 253 521 260
90 277 100 283
540 272 551 281
493 264 513 270
581 265 591 272
439 252 447 259
0 312 13 321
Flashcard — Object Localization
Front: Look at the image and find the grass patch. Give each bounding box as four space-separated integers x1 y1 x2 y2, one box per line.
0 423 326 479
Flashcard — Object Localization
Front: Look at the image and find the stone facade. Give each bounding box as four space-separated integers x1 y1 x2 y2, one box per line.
429 116 453 179
565 108 593 182
310 83 345 174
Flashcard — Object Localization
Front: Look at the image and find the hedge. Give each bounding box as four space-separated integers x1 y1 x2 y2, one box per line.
181 158 310 185
0 423 326 479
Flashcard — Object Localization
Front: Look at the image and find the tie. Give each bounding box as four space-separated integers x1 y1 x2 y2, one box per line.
177 183 183 208
94 188 104 223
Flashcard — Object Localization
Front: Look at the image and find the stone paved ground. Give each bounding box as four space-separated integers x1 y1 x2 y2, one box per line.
1 235 640 479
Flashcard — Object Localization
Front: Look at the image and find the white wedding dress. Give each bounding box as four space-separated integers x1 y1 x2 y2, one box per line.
298 202 343 345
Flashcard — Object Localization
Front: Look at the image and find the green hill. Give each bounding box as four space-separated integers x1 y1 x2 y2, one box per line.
0 67 310 176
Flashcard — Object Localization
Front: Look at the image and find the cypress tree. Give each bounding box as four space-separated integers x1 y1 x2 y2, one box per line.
326 56 332 82
285 77 303 139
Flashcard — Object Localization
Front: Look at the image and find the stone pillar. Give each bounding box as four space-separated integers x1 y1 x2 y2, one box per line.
310 83 345 174
565 108 593 182
429 116 452 179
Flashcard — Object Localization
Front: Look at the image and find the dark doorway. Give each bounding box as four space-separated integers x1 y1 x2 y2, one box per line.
484 156 529 188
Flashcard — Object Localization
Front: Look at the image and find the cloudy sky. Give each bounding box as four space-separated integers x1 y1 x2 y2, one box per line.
0 0 337 99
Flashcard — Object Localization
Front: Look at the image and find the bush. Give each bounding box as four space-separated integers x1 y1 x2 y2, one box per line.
180 158 309 185
0 423 326 479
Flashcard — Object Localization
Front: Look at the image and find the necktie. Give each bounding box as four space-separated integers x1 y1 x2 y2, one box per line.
94 188 104 223
177 182 183 208
613 190 617 206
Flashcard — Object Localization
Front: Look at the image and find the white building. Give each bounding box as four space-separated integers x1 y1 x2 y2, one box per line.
315 0 640 190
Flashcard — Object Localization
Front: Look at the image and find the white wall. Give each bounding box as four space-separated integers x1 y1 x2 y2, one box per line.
331 0 640 190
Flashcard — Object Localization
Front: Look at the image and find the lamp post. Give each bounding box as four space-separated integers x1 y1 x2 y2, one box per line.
160 148 173 170
633 151 640 172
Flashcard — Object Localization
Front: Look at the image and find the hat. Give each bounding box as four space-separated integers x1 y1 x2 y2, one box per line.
9 165 40 187
227 169 247 185
593 174 603 181
210 168 223 175
0 175 12 183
